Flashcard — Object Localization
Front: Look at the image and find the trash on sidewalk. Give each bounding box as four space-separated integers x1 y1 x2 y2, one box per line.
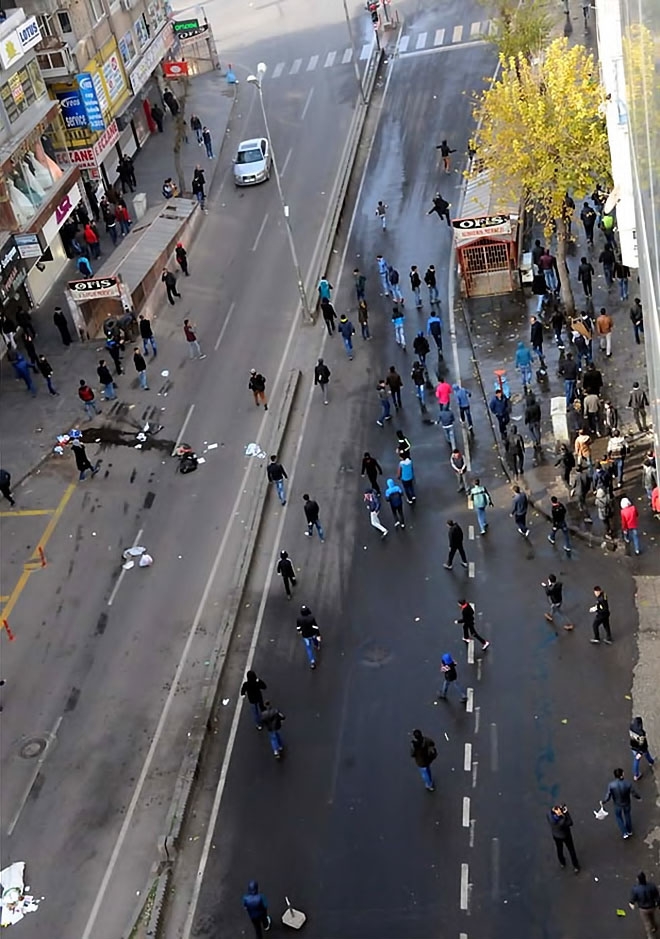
245 442 267 459
0 862 41 927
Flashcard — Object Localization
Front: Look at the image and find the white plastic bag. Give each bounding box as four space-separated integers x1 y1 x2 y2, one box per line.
139 553 153 567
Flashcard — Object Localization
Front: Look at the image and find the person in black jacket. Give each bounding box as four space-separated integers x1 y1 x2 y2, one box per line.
302 493 324 541
548 496 571 553
555 444 575 491
240 670 267 727
601 767 640 837
266 454 287 505
276 550 296 598
296 605 321 669
249 369 268 408
524 393 542 447
559 353 578 406
529 315 546 366
361 452 383 494
582 362 603 397
630 716 655 781
175 242 189 276
410 729 437 791
261 701 285 757
444 519 468 570
455 599 489 649
37 355 58 396
427 192 451 226
314 357 331 404
629 872 659 935
139 315 157 355
590 586 612 643
320 297 336 335
540 574 574 631
548 805 580 872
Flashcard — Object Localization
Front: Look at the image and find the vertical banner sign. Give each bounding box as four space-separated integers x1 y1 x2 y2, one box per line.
76 72 106 132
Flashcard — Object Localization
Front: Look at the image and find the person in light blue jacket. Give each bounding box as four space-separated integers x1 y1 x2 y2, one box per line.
385 477 406 528
397 456 416 503
515 341 533 389
453 384 473 430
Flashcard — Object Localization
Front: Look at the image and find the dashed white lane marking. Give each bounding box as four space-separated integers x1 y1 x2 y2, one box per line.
272 62 285 78
463 742 472 771
434 28 445 45
307 54 318 71
251 213 269 253
460 934 469 939
472 761 478 788
360 41 371 59
416 31 428 49
300 86 314 121
462 796 471 827
474 706 480 734
490 722 499 771
477 658 483 681
468 561 475 578
289 58 302 75
466 688 474 713
467 640 475 665
324 50 336 68
398 34 410 53
453 23 463 42
214 300 237 352
468 524 475 540
280 146 293 178
469 820 475 848
342 47 353 63
491 838 500 899
470 20 482 36
460 864 470 910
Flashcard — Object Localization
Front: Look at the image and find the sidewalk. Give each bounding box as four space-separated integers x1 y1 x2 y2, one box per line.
0 71 235 486
463 223 657 556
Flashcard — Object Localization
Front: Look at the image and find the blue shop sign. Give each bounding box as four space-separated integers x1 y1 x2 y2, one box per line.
76 72 106 133
56 89 89 129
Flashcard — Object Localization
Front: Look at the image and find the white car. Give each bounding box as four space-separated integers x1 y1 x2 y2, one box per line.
233 137 271 186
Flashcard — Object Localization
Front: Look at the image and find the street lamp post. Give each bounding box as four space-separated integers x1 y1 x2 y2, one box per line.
247 63 312 323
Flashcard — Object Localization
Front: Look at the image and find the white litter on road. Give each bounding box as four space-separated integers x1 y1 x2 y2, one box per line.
0 862 41 927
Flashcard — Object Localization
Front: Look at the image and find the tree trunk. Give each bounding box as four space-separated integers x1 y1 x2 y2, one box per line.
173 75 189 195
554 216 575 318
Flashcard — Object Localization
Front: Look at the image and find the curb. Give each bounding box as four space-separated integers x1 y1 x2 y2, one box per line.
122 368 301 939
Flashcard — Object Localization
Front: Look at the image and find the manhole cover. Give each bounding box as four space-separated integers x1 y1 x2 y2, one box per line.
19 737 48 759
360 643 393 667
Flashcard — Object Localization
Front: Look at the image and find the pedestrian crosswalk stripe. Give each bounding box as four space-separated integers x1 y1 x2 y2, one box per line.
324 50 336 67
307 54 318 71
452 23 463 42
272 61 285 78
360 41 372 59
488 18 497 34
470 20 482 36
290 58 302 74
416 31 427 49
434 28 445 46
398 34 410 53
341 47 353 63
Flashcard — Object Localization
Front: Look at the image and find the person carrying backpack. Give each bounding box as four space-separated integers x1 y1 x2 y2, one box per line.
468 478 493 535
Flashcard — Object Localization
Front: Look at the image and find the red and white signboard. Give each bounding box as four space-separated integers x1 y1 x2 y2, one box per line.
163 61 189 78
59 120 119 172
67 276 120 302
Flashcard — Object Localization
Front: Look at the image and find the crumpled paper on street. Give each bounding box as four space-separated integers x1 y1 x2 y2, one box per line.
1 862 41 927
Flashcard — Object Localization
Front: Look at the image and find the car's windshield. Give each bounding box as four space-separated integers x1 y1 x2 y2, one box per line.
237 149 263 165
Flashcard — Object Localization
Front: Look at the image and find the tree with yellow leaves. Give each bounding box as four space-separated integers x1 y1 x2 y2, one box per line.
473 38 611 316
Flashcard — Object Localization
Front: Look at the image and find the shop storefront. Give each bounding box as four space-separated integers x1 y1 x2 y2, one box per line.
0 236 32 319
25 178 84 304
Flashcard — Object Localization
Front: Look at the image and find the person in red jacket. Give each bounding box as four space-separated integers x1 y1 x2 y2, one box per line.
620 497 641 555
435 379 452 411
83 222 100 259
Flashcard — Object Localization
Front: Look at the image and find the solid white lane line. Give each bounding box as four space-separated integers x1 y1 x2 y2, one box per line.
280 147 293 178
472 761 478 788
360 41 371 59
324 50 336 68
463 742 472 771
289 58 302 75
460 864 470 910
491 838 500 899
341 47 352 63
107 528 145 607
462 796 470 827
467 640 475 664
252 213 269 253
468 524 474 539
466 688 474 713
415 31 427 49
214 300 237 352
171 404 196 456
272 62 285 79
434 28 445 45
453 24 463 42
307 54 319 71
490 722 499 772
474 706 480 735
7 715 63 836
300 86 315 121
398 34 410 53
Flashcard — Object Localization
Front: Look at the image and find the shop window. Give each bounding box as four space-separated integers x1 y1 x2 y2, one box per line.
57 10 73 34
0 118 68 230
148 0 167 29
0 62 47 125
134 15 150 48
88 0 104 24
119 29 137 66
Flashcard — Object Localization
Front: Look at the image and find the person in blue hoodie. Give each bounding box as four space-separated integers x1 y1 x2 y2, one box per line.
397 455 416 503
385 477 406 528
453 383 473 430
242 880 271 936
427 312 443 352
515 341 533 389
436 653 468 703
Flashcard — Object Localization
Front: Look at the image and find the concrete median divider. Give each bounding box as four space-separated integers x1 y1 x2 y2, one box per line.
123 367 301 939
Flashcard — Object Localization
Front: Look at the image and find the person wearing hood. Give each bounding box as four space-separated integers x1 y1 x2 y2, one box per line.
276 550 296 598
514 341 533 389
642 452 657 504
413 330 430 364
629 716 655 781
436 652 468 703
397 455 415 504
489 388 510 437
240 670 267 727
524 393 542 446
620 498 641 554
314 357 331 404
303 493 324 541
385 477 405 528
547 804 580 872
594 487 613 540
453 384 473 430
410 729 437 791
427 311 442 351
242 880 271 935
296 604 321 669
261 701 286 758
320 297 336 335
361 452 383 494
72 439 98 481
338 314 355 359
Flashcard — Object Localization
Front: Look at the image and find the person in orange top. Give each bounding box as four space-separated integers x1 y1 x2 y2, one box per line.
596 307 614 357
